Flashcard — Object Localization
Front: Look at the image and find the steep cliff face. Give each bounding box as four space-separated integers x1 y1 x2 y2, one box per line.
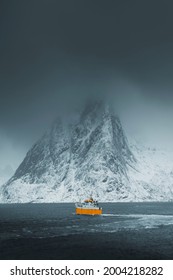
0 101 136 202
1 100 173 203
10 118 71 185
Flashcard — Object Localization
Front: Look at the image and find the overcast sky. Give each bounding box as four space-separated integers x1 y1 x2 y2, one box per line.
1 0 173 170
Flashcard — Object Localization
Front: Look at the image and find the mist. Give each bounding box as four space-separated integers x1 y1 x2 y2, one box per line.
1 0 173 171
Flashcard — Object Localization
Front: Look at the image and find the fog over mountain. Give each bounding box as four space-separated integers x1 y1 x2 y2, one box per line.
1 100 173 203
1 0 173 188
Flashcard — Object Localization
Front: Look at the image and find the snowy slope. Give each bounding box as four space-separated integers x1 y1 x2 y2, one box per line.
128 140 173 201
1 101 173 203
0 101 135 203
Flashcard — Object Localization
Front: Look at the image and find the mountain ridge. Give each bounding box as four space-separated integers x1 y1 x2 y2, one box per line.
1 101 173 203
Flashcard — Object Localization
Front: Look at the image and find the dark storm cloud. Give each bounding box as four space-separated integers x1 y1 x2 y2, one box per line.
1 0 173 168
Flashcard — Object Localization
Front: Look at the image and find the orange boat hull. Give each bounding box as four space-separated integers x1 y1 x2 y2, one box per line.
76 207 102 215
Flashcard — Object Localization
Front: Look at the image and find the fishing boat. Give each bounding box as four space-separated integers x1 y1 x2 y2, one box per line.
75 197 102 215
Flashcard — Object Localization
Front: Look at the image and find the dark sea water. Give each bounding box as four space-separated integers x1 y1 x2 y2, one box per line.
1 202 173 260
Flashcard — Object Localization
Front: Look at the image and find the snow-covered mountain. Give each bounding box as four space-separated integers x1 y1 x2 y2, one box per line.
128 140 173 201
1 100 173 203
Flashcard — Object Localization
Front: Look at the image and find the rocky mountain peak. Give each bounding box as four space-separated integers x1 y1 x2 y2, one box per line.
1 100 136 202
